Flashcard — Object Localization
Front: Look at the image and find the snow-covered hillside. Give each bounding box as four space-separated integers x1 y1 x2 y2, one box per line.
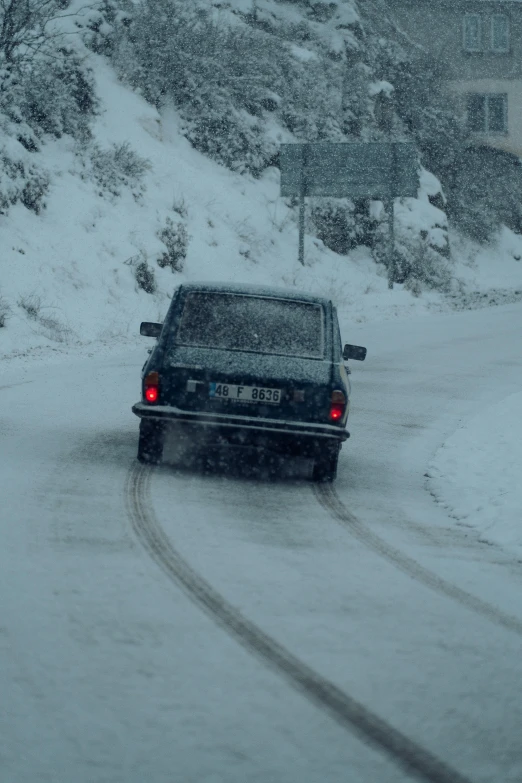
2 0 522 362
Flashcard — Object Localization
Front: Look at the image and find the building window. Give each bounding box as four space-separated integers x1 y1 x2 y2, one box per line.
491 14 509 52
463 13 510 52
467 94 508 134
463 14 482 51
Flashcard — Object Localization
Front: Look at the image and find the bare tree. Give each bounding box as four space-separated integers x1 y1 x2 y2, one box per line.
0 0 70 64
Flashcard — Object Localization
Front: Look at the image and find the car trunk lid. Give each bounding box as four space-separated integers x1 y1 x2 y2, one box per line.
158 345 333 423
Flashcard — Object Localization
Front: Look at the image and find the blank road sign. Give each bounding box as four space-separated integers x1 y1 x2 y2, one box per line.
280 142 418 199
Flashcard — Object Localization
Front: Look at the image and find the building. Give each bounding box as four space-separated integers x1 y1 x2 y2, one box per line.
388 0 522 156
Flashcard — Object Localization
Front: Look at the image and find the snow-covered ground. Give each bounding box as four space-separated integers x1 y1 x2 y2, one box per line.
428 392 522 558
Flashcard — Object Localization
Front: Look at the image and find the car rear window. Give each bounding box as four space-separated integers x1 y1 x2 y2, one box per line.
175 292 325 359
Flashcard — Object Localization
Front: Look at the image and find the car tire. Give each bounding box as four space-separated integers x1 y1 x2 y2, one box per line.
312 445 340 482
137 419 164 464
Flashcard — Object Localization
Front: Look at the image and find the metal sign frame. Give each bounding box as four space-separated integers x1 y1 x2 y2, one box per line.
279 142 419 285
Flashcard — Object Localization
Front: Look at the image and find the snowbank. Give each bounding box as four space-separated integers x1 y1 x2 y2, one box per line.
428 392 522 558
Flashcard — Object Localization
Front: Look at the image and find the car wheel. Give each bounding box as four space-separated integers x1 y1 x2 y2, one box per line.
137 419 164 464
312 444 340 482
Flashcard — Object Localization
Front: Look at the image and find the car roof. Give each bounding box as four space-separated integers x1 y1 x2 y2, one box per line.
178 282 332 308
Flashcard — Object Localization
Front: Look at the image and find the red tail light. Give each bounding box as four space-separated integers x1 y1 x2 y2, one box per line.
144 371 159 404
329 390 346 421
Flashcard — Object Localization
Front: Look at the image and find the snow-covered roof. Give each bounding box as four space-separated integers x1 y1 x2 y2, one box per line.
179 282 332 307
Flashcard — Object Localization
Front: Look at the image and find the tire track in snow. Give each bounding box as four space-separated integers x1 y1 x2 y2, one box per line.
314 483 522 636
0 381 33 392
125 461 473 783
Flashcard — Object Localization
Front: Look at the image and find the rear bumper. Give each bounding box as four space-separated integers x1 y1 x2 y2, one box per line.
132 402 349 444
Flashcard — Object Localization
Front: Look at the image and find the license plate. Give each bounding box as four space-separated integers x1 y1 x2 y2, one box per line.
209 382 282 404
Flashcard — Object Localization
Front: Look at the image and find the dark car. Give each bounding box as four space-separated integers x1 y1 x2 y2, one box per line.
132 282 366 481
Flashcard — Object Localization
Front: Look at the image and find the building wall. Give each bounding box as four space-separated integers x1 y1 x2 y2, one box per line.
390 1 522 80
389 1 522 153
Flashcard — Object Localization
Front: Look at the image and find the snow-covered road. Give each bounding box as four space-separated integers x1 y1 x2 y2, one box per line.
2 303 522 783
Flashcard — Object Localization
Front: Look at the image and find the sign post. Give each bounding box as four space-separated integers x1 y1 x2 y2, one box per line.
384 198 395 290
280 142 418 283
298 145 307 266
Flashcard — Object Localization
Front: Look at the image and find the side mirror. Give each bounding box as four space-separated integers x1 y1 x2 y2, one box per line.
140 321 162 338
343 343 367 362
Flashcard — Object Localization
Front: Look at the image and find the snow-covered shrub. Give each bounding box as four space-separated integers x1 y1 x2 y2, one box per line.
78 142 150 200
391 198 452 292
307 2 340 23
0 3 99 214
0 2 98 143
76 0 127 57
279 60 345 142
390 51 465 178
184 105 278 176
17 293 72 340
18 48 98 142
393 236 452 294
37 312 73 343
0 294 11 327
17 293 42 319
135 259 157 294
446 148 522 242
157 217 188 273
310 194 451 296
172 196 188 219
0 51 97 161
0 0 70 66
0 138 49 214
310 198 380 254
120 2 286 116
